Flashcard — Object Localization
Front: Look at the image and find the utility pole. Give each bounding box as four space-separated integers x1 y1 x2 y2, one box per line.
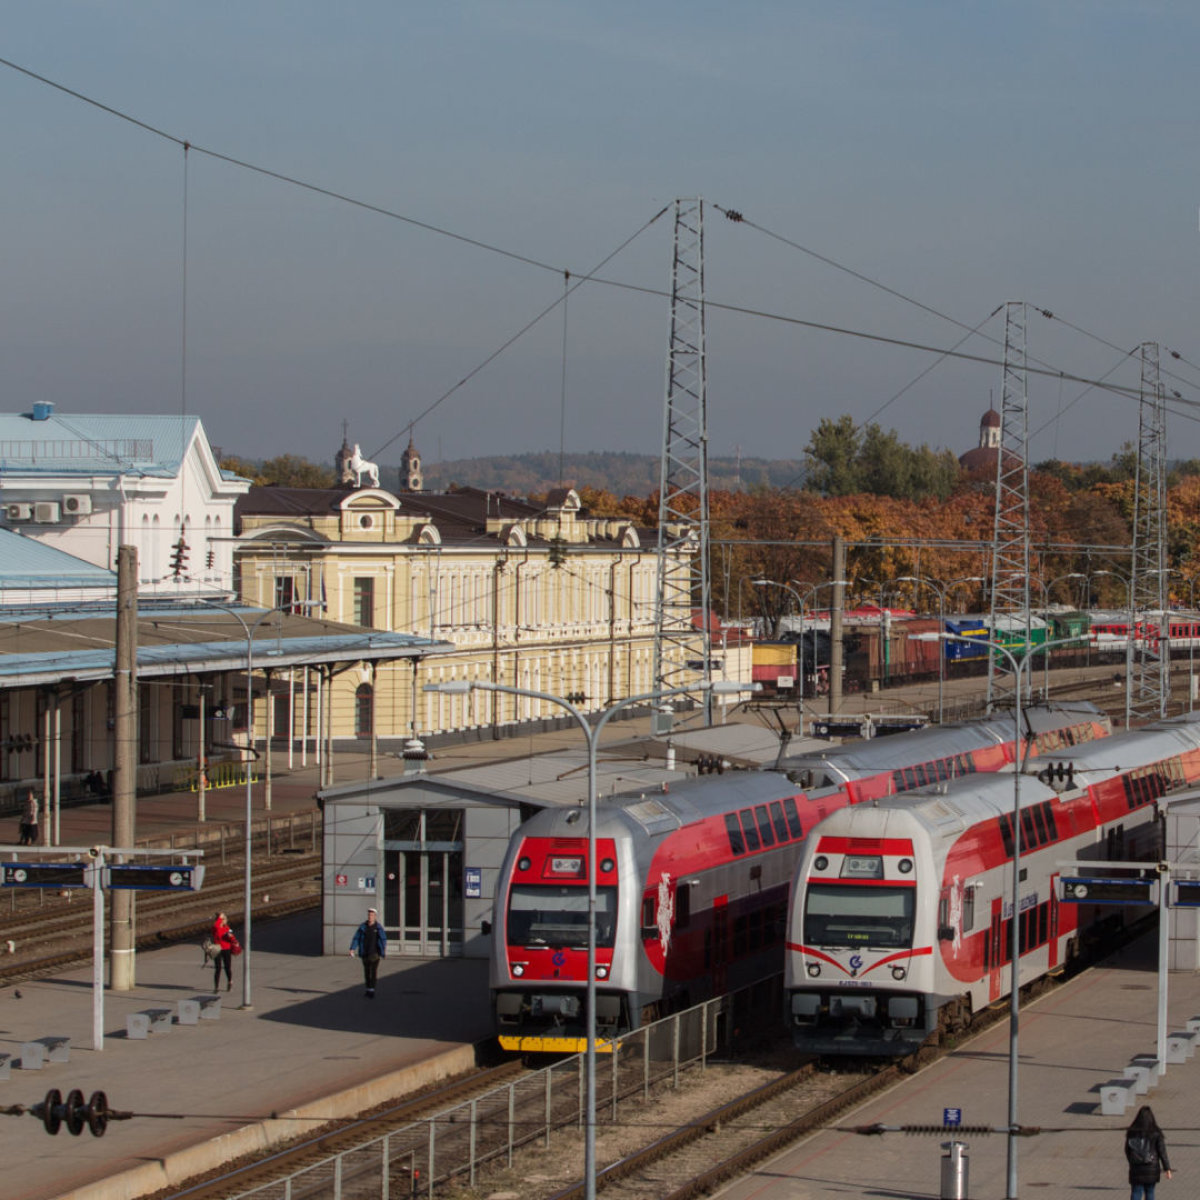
111 545 138 990
829 536 846 718
987 301 1032 713
1128 341 1170 724
652 197 712 726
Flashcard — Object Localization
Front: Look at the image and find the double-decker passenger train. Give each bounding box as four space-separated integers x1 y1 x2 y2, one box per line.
784 713 1200 1057
488 703 1111 1053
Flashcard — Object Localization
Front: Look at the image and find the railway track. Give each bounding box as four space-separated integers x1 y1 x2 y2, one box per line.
0 851 322 986
145 1058 529 1200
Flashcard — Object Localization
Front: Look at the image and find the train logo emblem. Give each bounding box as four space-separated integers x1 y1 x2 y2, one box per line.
552 949 566 967
657 873 675 954
848 953 862 977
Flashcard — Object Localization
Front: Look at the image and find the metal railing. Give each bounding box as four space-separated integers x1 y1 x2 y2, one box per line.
229 974 780 1199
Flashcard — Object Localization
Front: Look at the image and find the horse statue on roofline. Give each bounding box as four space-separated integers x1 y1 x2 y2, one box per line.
348 444 379 489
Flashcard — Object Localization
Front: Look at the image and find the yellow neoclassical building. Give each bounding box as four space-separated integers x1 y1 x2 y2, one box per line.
234 482 688 749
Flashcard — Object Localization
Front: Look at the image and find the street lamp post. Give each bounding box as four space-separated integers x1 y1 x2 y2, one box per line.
915 630 1080 1200
753 579 847 735
203 601 291 1010
425 677 755 1200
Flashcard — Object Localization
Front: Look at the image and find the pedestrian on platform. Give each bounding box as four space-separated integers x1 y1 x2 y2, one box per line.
18 788 39 846
348 907 386 997
211 911 239 992
1125 1104 1172 1200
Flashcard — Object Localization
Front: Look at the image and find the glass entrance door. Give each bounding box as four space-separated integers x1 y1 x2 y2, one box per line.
385 847 465 956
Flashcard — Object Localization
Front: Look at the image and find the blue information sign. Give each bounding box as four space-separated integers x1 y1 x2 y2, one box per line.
465 866 482 899
943 1107 962 1127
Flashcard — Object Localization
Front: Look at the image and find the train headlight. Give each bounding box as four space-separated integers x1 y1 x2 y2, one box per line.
891 965 907 981
596 965 609 979
600 858 614 874
517 857 531 872
814 856 829 872
512 963 525 977
806 962 821 977
898 858 913 874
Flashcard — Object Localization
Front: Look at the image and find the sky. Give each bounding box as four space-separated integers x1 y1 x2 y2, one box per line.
4 2 1200 473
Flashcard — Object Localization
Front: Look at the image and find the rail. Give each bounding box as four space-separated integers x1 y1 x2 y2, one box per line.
223 974 781 1200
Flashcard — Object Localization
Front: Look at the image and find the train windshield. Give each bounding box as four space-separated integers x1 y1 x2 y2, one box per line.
803 883 915 950
507 885 618 948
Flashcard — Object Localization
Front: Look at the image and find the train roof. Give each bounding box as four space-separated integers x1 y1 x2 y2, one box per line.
776 701 1106 777
518 770 804 841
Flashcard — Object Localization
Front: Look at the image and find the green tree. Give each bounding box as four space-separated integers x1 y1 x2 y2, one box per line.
804 415 861 496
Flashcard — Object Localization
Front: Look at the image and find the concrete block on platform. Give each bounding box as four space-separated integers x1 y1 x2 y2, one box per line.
1132 1055 1162 1088
128 1008 173 1038
1187 1015 1200 1035
1166 1032 1195 1064
1122 1063 1152 1094
194 995 221 1020
178 999 200 1025
0 1053 10 1081
19 1036 70 1070
1101 1080 1134 1115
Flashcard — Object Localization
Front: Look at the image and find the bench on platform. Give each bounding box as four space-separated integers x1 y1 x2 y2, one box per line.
126 1009 173 1039
1131 1055 1162 1089
1100 1079 1135 1115
1122 1062 1152 1095
19 1036 70 1070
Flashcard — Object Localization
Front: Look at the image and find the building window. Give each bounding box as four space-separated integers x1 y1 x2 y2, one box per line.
354 577 375 627
274 576 296 613
355 684 373 739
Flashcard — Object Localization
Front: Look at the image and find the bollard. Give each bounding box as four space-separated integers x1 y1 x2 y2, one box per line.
940 1141 969 1200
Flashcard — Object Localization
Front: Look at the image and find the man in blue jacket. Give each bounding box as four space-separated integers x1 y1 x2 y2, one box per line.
348 907 387 997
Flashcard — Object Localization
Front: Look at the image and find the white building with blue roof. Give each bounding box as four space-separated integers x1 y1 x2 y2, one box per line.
0 528 116 607
0 403 249 597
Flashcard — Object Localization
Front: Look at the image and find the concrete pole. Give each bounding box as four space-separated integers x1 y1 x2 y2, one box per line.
829 535 846 717
197 685 207 822
41 698 51 846
111 545 138 990
263 670 273 812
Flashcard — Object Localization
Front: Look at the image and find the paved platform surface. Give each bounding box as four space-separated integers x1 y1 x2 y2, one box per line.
0 911 492 1200
716 935 1200 1199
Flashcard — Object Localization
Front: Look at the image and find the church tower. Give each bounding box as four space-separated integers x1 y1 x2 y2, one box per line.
335 421 355 486
401 435 423 492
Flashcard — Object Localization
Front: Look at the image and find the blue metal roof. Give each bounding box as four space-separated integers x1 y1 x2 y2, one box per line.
0 631 453 687
0 529 116 588
0 410 205 475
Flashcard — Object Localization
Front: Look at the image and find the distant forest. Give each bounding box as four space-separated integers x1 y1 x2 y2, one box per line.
417 451 806 497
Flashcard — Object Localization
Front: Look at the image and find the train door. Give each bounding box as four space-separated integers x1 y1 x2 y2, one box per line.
988 897 1004 1003
1047 875 1060 970
712 895 729 996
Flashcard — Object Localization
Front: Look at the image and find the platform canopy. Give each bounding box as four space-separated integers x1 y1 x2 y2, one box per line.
0 603 453 688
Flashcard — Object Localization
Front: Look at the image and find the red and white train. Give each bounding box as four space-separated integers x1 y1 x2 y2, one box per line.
489 703 1110 1053
785 713 1200 1057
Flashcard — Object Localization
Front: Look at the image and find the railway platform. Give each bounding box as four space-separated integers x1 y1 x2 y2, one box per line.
716 932 1200 1199
1 910 492 1200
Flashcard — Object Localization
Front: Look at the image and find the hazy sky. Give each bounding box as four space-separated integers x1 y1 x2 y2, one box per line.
4 2 1200 471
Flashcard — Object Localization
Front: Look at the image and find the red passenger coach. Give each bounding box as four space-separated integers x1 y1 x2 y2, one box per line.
786 713 1200 1057
489 703 1112 1054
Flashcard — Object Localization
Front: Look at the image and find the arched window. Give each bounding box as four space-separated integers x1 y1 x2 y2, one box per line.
355 683 373 739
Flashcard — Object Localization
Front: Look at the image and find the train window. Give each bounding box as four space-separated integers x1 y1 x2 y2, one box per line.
740 810 761 852
937 895 950 928
902 768 917 791
724 812 745 856
734 914 748 952
934 758 949 782
962 888 975 933
892 770 906 792
770 801 789 843
1043 803 1059 841
641 895 655 931
748 908 762 951
676 885 691 929
1020 809 1036 848
1037 903 1048 946
998 814 1015 859
1031 805 1049 845
755 805 776 847
783 796 803 839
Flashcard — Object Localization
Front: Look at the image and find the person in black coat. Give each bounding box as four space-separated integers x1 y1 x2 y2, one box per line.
348 907 387 998
1125 1105 1172 1200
